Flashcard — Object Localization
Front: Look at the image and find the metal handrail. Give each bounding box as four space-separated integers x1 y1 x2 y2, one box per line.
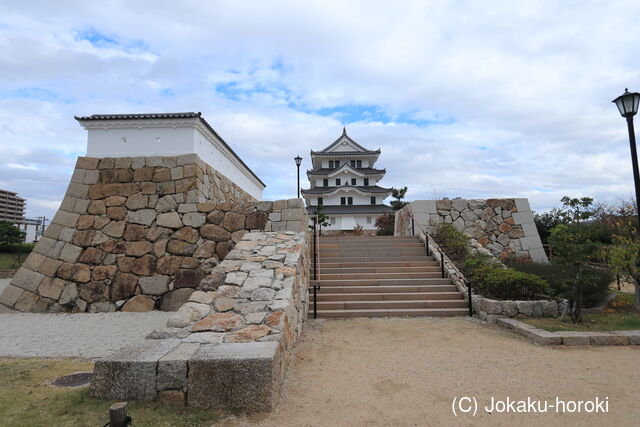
312 217 318 319
405 209 473 317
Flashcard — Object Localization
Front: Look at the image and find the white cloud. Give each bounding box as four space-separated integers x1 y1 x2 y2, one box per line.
0 0 639 220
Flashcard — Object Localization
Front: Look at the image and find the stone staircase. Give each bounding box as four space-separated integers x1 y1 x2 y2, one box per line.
310 235 468 318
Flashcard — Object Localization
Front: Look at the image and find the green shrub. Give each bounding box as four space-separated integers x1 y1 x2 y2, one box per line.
432 223 469 262
506 261 612 307
0 243 35 253
476 268 550 300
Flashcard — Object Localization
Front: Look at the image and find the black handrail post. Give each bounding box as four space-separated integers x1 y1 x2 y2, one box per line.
425 233 430 256
467 280 473 317
312 217 317 281
411 217 415 236
440 250 445 279
313 285 318 319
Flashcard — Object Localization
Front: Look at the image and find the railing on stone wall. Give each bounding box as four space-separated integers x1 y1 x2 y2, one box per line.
405 210 473 317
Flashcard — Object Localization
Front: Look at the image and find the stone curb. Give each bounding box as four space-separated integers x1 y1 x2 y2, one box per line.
496 318 640 346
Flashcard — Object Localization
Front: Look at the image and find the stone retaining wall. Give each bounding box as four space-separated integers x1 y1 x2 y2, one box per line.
498 318 640 346
396 198 547 262
91 231 309 410
0 154 308 314
418 233 563 322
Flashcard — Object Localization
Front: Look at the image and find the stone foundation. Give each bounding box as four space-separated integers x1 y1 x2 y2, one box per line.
91 231 309 410
0 154 307 314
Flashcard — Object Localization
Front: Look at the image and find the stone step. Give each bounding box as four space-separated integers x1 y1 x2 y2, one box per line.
316 292 464 301
310 300 468 310
319 243 424 249
317 278 450 286
319 236 420 242
318 266 441 274
318 260 437 268
319 256 432 262
320 248 427 254
319 271 444 280
309 308 469 318
316 284 458 293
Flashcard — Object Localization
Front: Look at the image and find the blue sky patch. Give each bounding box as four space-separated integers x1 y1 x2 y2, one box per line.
75 28 150 53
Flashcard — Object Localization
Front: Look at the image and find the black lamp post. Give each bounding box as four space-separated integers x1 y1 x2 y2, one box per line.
612 88 640 229
294 155 302 198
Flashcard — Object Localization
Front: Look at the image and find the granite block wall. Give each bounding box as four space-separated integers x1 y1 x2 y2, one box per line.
0 154 308 313
396 198 547 262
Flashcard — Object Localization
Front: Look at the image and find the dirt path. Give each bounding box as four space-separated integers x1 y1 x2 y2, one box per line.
228 317 639 427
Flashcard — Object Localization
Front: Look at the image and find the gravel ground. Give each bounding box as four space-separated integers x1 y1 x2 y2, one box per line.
0 312 171 359
231 317 639 427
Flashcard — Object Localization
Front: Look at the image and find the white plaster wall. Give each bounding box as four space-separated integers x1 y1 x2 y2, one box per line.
86 126 195 157
192 128 263 200
84 123 264 200
314 176 377 187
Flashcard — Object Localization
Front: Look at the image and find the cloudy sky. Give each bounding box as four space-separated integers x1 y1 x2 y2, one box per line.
1 0 639 221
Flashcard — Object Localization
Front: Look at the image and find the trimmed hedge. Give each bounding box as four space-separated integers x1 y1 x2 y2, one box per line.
0 243 35 254
463 253 550 300
506 261 612 308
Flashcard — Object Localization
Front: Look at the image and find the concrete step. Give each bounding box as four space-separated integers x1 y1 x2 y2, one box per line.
318 260 437 268
316 284 458 293
319 272 444 280
320 247 427 254
309 308 469 318
320 236 420 242
316 292 463 301
318 266 441 274
319 243 424 249
310 300 467 310
317 278 450 286
319 256 432 263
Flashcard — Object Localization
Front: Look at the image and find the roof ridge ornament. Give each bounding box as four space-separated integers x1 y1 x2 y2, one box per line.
342 126 347 136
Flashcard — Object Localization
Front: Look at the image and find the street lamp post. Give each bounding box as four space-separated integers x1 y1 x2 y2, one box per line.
612 88 640 229
294 155 302 198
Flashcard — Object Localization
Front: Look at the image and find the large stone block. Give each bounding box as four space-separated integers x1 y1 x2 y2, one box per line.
11 268 45 292
91 339 180 400
157 343 200 391
187 342 283 411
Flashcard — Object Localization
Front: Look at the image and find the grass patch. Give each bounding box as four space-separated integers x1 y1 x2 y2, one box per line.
522 291 640 332
0 252 26 270
0 358 227 426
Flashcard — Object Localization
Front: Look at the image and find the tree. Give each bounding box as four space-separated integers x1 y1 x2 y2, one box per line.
559 196 594 224
547 196 600 323
608 220 640 311
309 206 329 236
0 221 25 244
533 208 565 244
390 186 408 211
375 214 394 236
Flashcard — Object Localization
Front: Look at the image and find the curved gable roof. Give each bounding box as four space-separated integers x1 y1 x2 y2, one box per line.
313 128 380 154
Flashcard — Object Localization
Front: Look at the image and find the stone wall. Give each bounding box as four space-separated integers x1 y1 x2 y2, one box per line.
0 154 308 314
396 198 547 262
91 231 309 410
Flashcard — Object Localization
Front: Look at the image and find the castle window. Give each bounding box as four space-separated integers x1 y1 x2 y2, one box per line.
371 196 376 205
357 160 362 167
364 178 369 185
341 197 346 205
348 197 353 205
318 197 323 206
335 178 341 186
350 160 356 167
323 179 328 187
351 178 356 185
